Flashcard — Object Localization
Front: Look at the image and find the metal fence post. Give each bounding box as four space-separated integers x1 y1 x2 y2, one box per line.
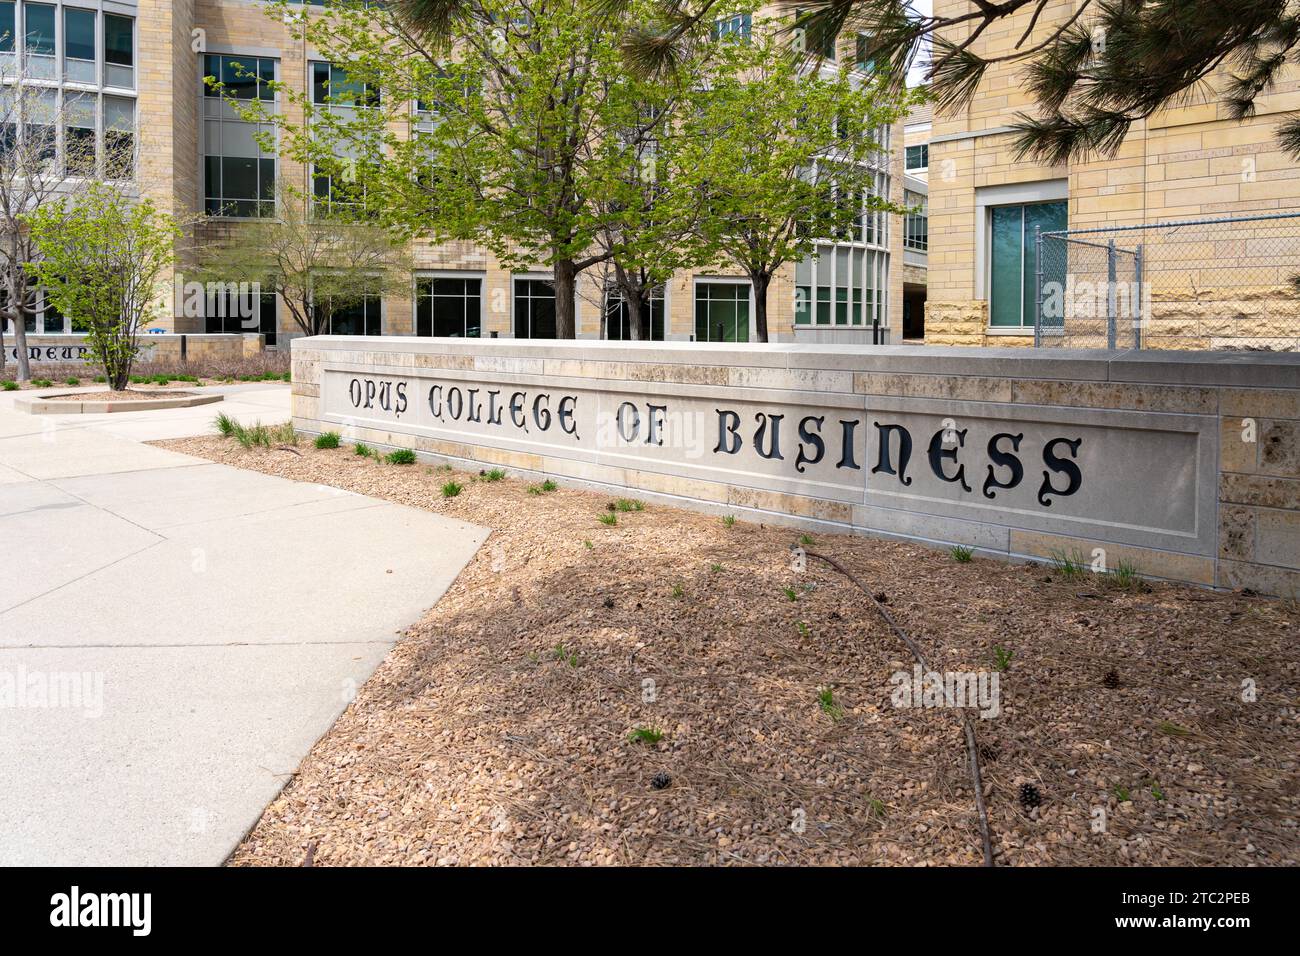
1106 238 1117 350
1133 241 1144 349
1033 226 1042 347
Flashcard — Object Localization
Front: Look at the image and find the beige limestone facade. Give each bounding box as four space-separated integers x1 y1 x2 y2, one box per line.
19 1 902 348
926 0 1300 349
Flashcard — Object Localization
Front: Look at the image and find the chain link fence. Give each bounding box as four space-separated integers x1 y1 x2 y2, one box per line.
1035 211 1300 351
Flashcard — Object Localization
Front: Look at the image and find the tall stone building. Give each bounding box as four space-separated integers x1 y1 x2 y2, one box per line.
925 0 1300 348
2 0 908 347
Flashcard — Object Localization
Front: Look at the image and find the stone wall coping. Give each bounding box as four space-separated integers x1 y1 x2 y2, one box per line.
294 336 1300 389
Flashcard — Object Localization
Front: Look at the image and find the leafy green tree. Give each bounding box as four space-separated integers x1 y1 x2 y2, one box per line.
622 0 1300 164
248 0 711 339
196 189 412 337
678 22 914 340
24 182 178 391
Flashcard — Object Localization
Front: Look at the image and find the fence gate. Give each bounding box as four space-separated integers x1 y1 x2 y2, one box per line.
1035 230 1142 349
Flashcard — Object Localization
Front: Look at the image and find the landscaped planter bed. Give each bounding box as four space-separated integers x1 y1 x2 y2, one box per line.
159 432 1300 867
17 389 223 415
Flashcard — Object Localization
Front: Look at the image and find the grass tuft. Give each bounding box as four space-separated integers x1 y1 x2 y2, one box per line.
950 545 974 563
628 726 663 745
818 687 845 721
441 480 463 498
313 431 341 449
385 448 417 465
354 442 373 457
598 512 618 526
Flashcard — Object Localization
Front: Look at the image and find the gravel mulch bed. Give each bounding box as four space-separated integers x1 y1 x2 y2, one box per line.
43 389 186 402
158 434 1300 867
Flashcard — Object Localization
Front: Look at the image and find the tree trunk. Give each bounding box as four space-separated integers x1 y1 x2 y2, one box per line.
751 271 771 343
553 257 577 339
11 305 32 381
627 292 645 341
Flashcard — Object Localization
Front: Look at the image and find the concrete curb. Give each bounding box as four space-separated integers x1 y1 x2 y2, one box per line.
16 391 224 415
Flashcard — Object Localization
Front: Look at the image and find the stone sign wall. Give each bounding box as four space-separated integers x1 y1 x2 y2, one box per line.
5 334 264 367
291 337 1300 597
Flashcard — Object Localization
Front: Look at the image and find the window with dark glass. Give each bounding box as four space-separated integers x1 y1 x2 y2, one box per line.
312 62 378 108
104 13 134 88
694 282 749 342
204 289 278 347
605 285 665 340
317 296 381 335
204 54 278 217
513 278 556 339
64 91 95 176
989 200 1066 328
415 276 482 337
64 6 95 83
905 144 928 170
104 94 133 179
0 2 14 55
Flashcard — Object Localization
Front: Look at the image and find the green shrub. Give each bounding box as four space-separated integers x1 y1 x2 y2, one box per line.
270 422 297 445
30 378 52 388
482 467 506 482
233 421 273 449
385 448 417 465
152 375 170 386
441 480 463 498
65 377 80 386
354 442 373 457
93 375 107 383
598 512 618 526
614 498 644 513
1 381 18 391
818 688 844 721
541 479 558 492
314 432 341 449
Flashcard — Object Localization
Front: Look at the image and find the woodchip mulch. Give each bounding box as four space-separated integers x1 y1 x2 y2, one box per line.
158 434 1300 867
44 389 182 402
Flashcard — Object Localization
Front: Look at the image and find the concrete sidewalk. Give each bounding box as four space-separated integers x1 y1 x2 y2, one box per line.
0 384 487 865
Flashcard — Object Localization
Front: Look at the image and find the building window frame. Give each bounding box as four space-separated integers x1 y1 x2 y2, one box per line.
414 271 484 338
693 276 752 343
202 52 280 219
604 282 665 341
905 143 928 172
975 179 1068 331
511 274 556 339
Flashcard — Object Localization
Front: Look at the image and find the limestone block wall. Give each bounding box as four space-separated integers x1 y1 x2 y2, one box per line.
291 338 1300 596
8 334 264 367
